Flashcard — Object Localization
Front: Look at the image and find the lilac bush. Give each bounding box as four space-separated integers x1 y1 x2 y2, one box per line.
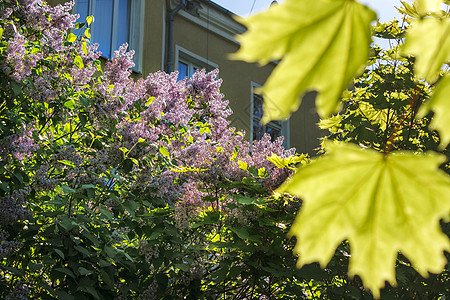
0 0 308 298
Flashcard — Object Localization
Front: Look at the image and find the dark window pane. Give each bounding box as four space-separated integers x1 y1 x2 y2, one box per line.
253 94 263 119
95 0 113 58
116 0 130 50
178 61 188 81
253 120 264 141
266 124 281 141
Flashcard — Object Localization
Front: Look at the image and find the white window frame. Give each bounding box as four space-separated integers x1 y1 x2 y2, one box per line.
73 0 144 73
174 45 218 79
250 82 290 148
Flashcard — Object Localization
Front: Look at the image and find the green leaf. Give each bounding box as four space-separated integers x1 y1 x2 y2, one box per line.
84 28 91 39
229 227 261 243
100 269 114 288
159 145 170 158
234 194 257 205
86 15 94 25
145 97 156 106
67 33 77 43
74 245 91 257
0 27 3 40
232 0 376 119
55 267 75 279
238 160 248 170
123 158 134 173
64 99 76 109
98 207 113 221
278 142 450 298
62 184 76 194
99 259 111 268
54 249 65 259
419 73 450 146
175 263 190 272
414 0 442 15
11 81 22 96
78 266 93 276
74 55 84 69
0 181 10 193
402 17 450 82
4 267 25 276
105 246 117 259
268 153 308 169
58 215 76 231
82 41 88 55
59 159 76 168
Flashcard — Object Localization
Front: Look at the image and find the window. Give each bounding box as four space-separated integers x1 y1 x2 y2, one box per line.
251 83 289 148
177 60 201 81
175 46 218 81
75 0 144 71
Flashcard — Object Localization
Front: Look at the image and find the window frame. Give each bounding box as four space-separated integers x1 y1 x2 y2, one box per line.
250 82 290 148
174 45 218 80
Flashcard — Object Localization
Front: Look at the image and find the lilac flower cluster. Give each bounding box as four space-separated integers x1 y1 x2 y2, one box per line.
0 188 32 226
2 0 99 99
0 124 39 162
0 230 23 258
138 239 160 263
178 257 205 287
89 45 296 218
136 282 158 300
4 281 30 300
33 164 59 193
19 0 77 51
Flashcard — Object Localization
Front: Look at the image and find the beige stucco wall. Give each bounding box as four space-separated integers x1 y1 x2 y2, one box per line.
141 0 165 76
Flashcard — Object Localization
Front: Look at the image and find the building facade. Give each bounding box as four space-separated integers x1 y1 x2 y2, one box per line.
50 0 323 154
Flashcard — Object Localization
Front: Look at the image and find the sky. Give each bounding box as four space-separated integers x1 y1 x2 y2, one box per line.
212 0 403 21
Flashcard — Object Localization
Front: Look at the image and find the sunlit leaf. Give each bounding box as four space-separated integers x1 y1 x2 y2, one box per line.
84 28 91 39
402 17 450 82
82 41 88 55
238 160 248 170
170 166 208 172
159 145 170 158
86 15 94 25
232 0 376 120
74 55 84 69
414 0 442 15
278 142 450 298
268 153 308 169
67 33 77 43
419 73 450 146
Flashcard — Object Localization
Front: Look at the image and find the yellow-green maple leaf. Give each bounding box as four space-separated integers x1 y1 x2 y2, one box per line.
419 73 450 146
231 0 376 121
414 0 443 15
402 17 450 83
278 142 450 298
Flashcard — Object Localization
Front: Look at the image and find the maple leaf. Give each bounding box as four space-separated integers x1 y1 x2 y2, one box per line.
231 0 376 121
419 73 450 146
412 0 443 15
402 17 450 83
278 142 450 298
